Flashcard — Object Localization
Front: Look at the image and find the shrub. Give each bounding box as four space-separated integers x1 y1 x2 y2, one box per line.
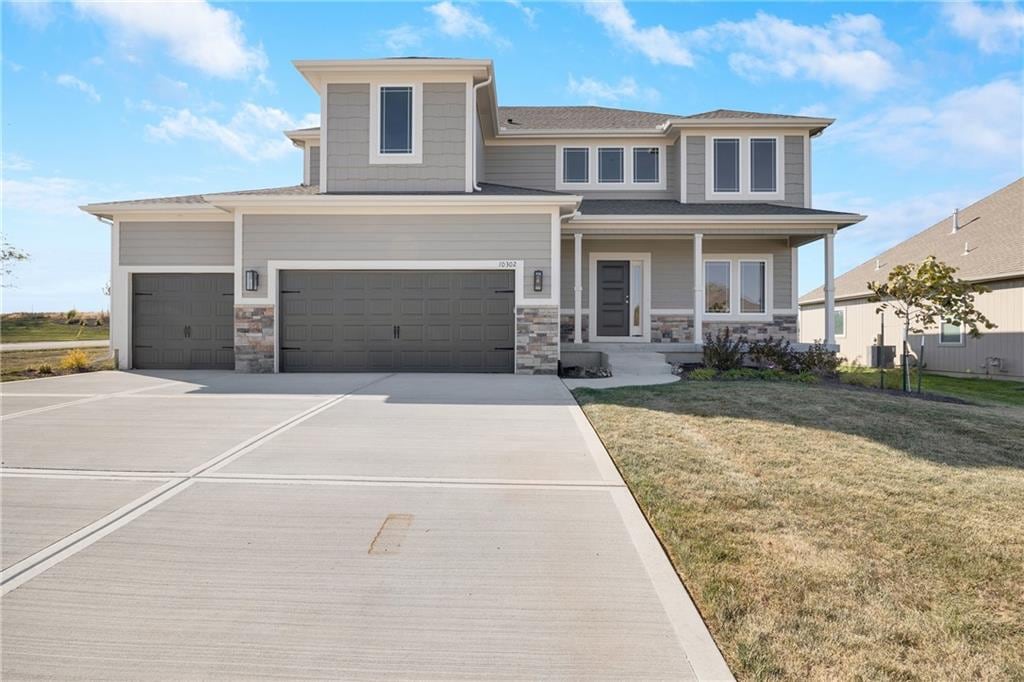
748 337 800 372
37 364 53 375
797 342 842 377
65 308 79 321
688 367 718 381
703 327 746 371
59 349 91 372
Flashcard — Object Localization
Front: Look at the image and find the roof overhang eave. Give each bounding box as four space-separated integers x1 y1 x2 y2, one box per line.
665 117 834 134
78 202 228 220
293 58 493 93
496 128 667 139
571 212 865 226
202 193 582 211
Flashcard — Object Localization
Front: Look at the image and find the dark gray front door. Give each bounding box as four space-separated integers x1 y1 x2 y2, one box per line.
279 270 515 373
596 261 630 337
132 273 234 369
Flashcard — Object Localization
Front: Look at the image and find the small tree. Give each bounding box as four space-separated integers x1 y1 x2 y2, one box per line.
868 256 995 392
1 241 29 287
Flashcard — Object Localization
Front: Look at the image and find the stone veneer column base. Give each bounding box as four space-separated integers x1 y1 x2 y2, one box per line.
650 314 695 343
703 314 798 342
517 306 559 375
559 312 590 343
235 304 275 373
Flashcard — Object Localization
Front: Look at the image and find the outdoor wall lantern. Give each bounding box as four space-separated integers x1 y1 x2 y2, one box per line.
244 270 260 292
533 269 543 292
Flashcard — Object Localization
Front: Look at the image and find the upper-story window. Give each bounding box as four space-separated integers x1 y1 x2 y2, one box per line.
633 147 659 183
713 138 740 192
750 138 777 193
369 83 422 164
562 147 589 183
380 86 413 154
598 147 624 183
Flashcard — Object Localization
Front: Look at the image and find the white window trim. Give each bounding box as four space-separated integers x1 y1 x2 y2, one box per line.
706 135 784 200
369 82 423 165
588 251 652 342
555 143 666 190
834 307 846 338
561 147 590 184
702 254 774 321
597 147 625 184
938 318 965 346
632 146 661 184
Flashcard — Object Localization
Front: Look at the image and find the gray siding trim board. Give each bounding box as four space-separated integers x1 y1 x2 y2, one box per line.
325 82 466 192
119 221 234 266
308 145 320 187
685 136 705 203
241 213 552 300
783 136 804 207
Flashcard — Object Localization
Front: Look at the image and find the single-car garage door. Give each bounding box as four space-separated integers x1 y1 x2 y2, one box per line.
132 273 234 369
279 270 515 373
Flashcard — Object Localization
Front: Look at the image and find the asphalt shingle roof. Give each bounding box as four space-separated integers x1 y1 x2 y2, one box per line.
496 107 829 131
579 199 858 217
800 178 1024 303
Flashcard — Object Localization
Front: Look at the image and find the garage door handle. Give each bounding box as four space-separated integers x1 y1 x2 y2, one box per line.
494 289 514 294
281 346 302 351
281 289 302 294
221 346 234 350
493 346 514 351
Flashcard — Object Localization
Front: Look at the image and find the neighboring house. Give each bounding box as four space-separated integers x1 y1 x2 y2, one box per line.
800 178 1024 378
81 57 863 375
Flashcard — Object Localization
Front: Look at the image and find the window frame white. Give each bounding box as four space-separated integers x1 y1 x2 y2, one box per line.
703 255 774 321
369 82 423 165
561 147 590 184
738 259 768 315
632 146 660 184
555 142 666 190
938 318 965 346
834 307 846 338
705 134 784 200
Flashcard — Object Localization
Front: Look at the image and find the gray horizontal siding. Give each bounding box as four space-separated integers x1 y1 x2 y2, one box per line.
685 136 705 203
784 135 804 207
242 214 551 299
484 145 555 191
325 83 466 192
119 221 233 266
308 145 320 187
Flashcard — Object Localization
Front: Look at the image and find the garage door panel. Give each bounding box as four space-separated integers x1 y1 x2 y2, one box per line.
280 270 514 373
132 273 233 370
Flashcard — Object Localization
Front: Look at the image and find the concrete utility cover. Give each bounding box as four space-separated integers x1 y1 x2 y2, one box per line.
0 371 732 680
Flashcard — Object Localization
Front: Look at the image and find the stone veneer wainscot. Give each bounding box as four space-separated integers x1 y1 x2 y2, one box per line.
517 306 559 374
235 305 275 373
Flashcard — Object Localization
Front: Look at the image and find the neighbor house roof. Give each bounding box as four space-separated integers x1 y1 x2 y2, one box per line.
800 178 1024 305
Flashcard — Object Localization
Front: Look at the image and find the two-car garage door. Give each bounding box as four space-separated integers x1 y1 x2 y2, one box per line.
278 270 515 373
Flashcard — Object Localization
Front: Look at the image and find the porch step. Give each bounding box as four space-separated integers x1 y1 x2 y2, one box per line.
604 351 675 378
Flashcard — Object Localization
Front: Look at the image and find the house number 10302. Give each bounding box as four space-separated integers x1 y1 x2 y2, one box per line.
498 261 519 268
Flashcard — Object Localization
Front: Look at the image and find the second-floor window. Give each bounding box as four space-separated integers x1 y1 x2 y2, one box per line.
633 147 659 183
713 138 740 192
563 147 589 183
380 86 413 154
750 138 777 192
598 147 624 183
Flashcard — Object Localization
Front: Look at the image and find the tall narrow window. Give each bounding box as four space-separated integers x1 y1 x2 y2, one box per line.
705 261 731 313
713 138 740 192
834 309 846 337
598 147 624 183
633 147 659 183
563 147 589 183
380 86 413 154
750 138 777 192
739 261 766 313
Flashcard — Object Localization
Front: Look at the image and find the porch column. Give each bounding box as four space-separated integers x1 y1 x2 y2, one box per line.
824 231 836 345
693 232 704 346
573 232 583 343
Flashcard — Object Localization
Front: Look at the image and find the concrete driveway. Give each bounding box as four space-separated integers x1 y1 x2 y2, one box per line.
1 371 731 680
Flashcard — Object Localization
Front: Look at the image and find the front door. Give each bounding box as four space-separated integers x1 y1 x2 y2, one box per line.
596 260 630 337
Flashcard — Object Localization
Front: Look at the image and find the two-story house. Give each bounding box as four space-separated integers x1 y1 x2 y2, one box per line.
82 57 864 375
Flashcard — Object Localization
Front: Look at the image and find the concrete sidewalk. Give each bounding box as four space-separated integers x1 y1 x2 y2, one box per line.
0 339 109 352
1 371 732 680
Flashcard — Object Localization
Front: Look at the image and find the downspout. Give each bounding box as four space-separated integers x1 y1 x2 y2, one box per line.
472 75 493 192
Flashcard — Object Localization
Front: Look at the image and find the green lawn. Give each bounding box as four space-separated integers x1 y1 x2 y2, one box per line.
1 347 114 382
576 381 1024 680
0 314 109 343
840 365 1024 407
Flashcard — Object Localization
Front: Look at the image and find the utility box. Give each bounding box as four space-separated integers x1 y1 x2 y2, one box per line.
870 345 896 368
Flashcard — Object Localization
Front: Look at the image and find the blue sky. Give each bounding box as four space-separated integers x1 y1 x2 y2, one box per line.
2 0 1021 312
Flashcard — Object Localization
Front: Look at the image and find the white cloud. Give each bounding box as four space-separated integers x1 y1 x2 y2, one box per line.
146 103 319 162
427 1 507 46
506 0 537 27
382 24 424 52
582 0 694 66
8 0 55 29
2 176 94 217
830 78 1024 168
566 74 659 104
56 74 100 102
72 0 267 79
703 11 899 94
1 153 33 173
943 1 1024 54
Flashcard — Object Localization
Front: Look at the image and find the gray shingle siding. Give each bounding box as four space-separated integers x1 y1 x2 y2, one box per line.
325 82 466 192
484 145 556 191
784 135 804 207
685 136 705 202
308 145 320 187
